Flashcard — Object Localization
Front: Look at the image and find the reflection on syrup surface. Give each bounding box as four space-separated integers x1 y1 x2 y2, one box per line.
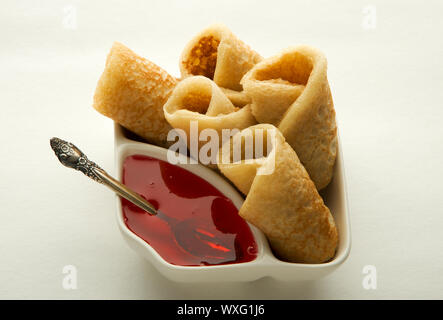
121 155 258 266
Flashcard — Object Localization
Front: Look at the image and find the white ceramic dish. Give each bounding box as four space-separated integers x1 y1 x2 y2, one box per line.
114 123 351 282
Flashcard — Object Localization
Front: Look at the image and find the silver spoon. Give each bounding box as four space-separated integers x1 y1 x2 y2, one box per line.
49 137 236 263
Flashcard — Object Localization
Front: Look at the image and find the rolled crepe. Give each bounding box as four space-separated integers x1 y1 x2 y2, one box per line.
163 76 257 166
241 46 337 190
180 24 262 91
93 42 177 147
217 124 338 263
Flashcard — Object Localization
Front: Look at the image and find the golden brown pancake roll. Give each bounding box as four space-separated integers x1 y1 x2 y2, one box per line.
163 76 256 166
180 24 262 91
217 124 338 263
241 46 337 190
93 42 177 147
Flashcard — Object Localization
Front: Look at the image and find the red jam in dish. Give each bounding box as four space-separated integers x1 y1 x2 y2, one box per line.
121 155 258 266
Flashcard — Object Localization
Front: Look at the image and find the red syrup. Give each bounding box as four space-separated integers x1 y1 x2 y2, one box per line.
121 155 258 266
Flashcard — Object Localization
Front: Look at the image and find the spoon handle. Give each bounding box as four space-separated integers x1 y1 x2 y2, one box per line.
93 168 157 215
49 137 157 216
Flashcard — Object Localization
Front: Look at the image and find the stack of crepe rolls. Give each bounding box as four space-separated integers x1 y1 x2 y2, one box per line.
180 24 262 91
242 46 337 190
163 76 257 166
217 124 338 263
93 42 177 147
92 25 340 263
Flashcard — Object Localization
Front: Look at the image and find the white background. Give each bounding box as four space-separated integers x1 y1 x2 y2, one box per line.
1 0 442 299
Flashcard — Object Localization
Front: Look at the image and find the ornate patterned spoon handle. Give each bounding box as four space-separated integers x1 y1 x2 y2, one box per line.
49 137 157 216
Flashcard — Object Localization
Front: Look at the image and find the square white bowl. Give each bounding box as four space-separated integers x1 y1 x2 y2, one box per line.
114 123 351 282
